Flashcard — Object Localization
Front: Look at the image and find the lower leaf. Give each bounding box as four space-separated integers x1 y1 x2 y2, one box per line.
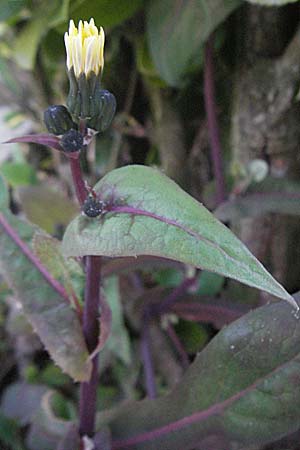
99 299 300 450
0 211 91 382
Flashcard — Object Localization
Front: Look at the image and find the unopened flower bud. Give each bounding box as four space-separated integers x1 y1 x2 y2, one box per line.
64 19 116 132
60 129 84 153
82 194 105 217
88 89 116 132
43 105 76 135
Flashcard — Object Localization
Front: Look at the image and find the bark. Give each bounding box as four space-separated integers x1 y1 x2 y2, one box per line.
230 3 300 300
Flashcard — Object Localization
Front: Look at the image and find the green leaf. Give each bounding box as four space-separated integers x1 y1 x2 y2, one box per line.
0 211 91 381
103 276 131 365
18 185 78 234
0 175 9 210
1 382 47 426
197 271 224 296
101 299 300 449
0 161 37 187
70 0 143 28
153 268 184 288
0 413 25 450
146 0 241 87
32 232 84 306
12 0 70 70
0 0 26 22
62 165 295 305
26 391 71 450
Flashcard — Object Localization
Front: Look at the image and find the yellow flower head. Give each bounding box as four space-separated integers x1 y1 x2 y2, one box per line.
64 18 105 78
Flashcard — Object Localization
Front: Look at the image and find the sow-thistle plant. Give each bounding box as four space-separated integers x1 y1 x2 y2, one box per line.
3 13 300 450
5 18 116 440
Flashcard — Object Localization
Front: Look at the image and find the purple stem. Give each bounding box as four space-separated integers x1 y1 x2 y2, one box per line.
204 35 226 205
140 276 196 397
141 311 157 399
79 255 102 436
153 276 198 315
68 149 101 438
165 324 189 369
0 212 70 304
69 156 87 206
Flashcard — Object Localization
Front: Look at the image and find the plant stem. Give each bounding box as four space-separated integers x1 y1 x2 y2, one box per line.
69 155 87 206
141 310 157 399
68 151 101 437
153 276 197 315
79 255 101 436
204 34 226 205
165 324 189 369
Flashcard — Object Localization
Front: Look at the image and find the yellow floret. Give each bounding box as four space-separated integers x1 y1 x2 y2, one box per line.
64 18 105 78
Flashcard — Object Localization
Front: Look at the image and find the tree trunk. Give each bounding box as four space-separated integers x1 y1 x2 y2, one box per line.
230 3 300 303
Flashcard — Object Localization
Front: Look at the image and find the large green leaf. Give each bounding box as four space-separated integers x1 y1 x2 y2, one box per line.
0 177 91 381
100 298 300 449
146 0 241 87
62 165 294 304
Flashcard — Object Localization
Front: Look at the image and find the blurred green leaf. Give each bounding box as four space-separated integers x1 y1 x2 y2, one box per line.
13 20 45 70
0 57 21 95
175 320 209 353
197 271 224 296
153 268 184 288
0 161 37 187
62 165 294 304
103 276 131 365
12 0 70 70
0 0 26 22
1 382 47 426
25 363 71 388
26 391 71 450
50 392 76 421
136 36 167 87
0 413 25 450
18 184 77 234
0 174 8 210
146 0 241 86
70 0 143 28
102 298 300 449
